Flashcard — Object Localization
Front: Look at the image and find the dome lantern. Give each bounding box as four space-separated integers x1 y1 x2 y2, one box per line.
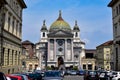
40 20 48 31
73 20 80 31
49 10 71 32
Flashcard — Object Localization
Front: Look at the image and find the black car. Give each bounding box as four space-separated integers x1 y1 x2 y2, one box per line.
99 71 110 80
77 70 85 75
43 70 63 80
28 72 42 80
84 70 99 80
0 72 7 80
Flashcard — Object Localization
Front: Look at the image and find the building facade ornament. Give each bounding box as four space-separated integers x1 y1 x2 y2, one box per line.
35 11 85 70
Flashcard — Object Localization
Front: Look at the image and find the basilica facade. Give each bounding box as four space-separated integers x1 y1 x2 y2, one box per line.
35 11 85 70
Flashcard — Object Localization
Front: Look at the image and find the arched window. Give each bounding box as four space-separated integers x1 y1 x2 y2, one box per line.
43 32 45 37
75 32 78 37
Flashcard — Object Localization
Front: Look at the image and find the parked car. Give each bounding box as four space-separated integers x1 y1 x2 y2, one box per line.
10 74 30 80
43 70 63 80
112 76 120 80
77 70 85 75
99 71 110 80
64 70 71 75
28 72 42 80
69 70 77 75
6 75 23 80
112 71 120 80
84 70 99 80
106 71 116 80
34 70 45 77
6 76 11 80
0 72 7 80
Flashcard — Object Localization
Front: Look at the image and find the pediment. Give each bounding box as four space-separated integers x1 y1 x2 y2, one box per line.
48 30 73 37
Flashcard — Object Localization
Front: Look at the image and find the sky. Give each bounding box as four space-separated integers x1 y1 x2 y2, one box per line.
23 0 112 49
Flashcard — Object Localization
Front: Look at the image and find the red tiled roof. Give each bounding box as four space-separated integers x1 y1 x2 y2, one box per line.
22 40 34 45
96 40 113 48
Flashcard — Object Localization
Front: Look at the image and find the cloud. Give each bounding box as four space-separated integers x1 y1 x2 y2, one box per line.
81 38 90 44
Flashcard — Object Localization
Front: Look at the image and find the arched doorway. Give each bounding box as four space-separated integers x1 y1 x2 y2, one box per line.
57 56 65 70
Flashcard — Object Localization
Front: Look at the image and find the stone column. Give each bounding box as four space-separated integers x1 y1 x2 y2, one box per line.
10 15 13 33
38 50 41 69
4 48 7 66
86 64 88 70
48 39 50 61
15 51 17 65
17 22 19 37
12 50 15 65
54 39 56 61
71 39 74 61
65 39 67 61
54 39 57 67
14 19 16 35
9 49 12 65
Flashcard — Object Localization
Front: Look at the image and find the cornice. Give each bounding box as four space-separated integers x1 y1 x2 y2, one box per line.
17 0 27 8
108 0 119 7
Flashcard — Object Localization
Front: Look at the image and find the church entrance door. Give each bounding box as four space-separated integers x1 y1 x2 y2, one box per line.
57 56 65 70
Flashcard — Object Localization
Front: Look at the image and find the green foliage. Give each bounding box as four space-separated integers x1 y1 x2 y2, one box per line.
46 66 52 70
73 66 78 70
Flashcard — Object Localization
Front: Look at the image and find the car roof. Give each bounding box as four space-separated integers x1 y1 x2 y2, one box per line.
7 75 22 78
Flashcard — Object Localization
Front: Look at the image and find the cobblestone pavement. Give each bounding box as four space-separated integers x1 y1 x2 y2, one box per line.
63 75 84 80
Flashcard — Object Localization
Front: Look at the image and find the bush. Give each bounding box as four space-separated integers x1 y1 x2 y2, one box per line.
46 66 52 70
73 66 78 70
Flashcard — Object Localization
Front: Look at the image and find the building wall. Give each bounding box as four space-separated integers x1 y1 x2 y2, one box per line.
22 41 39 72
109 0 120 70
81 49 96 70
0 0 26 74
96 47 104 69
96 43 113 70
81 59 96 70
103 47 111 70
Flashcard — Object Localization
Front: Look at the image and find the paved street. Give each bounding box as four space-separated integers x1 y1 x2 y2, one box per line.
64 75 84 80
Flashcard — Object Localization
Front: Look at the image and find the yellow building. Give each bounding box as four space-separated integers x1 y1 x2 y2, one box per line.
0 0 26 74
81 49 96 70
96 40 113 70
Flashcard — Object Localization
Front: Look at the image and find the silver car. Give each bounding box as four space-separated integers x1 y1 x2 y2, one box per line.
43 70 63 80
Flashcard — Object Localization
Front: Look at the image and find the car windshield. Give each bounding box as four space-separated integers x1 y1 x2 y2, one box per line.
112 72 117 75
10 78 18 80
44 71 61 77
89 71 96 75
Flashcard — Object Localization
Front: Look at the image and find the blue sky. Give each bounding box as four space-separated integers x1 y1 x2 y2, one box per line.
23 0 112 49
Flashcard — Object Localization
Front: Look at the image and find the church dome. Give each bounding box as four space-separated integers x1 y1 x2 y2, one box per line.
49 11 71 32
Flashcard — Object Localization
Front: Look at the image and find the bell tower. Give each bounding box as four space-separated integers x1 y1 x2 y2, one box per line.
73 20 80 42
40 20 48 42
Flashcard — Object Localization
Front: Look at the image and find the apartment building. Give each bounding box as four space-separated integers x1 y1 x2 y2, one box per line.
0 0 26 74
96 40 113 70
81 49 96 70
108 0 120 70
